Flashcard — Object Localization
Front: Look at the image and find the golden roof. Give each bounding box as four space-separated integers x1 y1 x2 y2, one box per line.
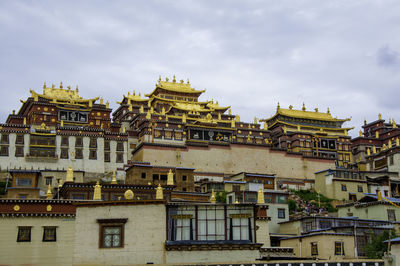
31 82 98 103
174 102 209 112
146 76 205 97
263 105 350 122
118 91 149 103
206 101 230 111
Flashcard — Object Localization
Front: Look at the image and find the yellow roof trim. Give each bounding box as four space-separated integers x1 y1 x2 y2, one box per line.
262 108 350 122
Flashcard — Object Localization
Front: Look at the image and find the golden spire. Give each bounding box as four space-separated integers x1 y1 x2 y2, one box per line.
156 184 163 200
173 75 176 82
289 105 293 110
375 131 379 139
167 169 174 186
302 103 306 111
106 101 109 109
254 117 257 124
158 75 161 82
378 113 382 120
100 98 104 105
257 188 265 204
277 102 280 110
93 181 102 200
228 108 232 115
43 82 46 89
182 113 186 123
187 78 190 84
377 190 382 201
139 105 144 113
364 118 367 125
283 125 287 134
397 138 399 146
388 141 392 149
218 113 222 120
146 110 151 119
372 146 377 154
327 107 330 114
60 81 63 89
393 119 397 128
314 108 318 112
128 104 133 112
359 130 363 137
382 144 387 150
111 171 117 184
46 184 53 199
58 179 63 188
235 115 240 122
66 166 74 182
210 189 216 204
231 119 235 128
162 107 166 115
124 189 134 200
23 117 26 125
367 148 371 156
264 122 268 130
60 120 64 127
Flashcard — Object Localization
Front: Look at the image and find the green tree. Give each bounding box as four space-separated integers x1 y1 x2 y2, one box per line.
216 191 227 203
363 230 396 259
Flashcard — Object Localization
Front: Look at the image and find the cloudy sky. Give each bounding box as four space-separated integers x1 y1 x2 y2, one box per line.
1 0 400 136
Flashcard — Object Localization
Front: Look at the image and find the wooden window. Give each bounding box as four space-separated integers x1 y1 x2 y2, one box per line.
60 148 69 159
61 136 69 146
75 148 83 159
141 172 146 179
182 175 187 181
15 146 24 157
311 242 318 256
1 134 9 144
16 178 32 187
43 227 57 242
98 219 127 248
104 140 110 151
45 177 53 186
116 153 123 163
17 226 31 242
387 209 396 221
89 149 97 160
116 142 124 151
341 184 347 191
75 137 83 147
16 135 24 144
334 241 344 255
278 208 285 219
89 138 97 148
0 146 9 156
104 152 110 162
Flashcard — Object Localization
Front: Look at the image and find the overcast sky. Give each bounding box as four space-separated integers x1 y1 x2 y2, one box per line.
1 1 400 136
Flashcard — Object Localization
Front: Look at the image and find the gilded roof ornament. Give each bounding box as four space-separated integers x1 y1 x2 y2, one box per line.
43 82 46 89
372 145 377 154
124 189 134 200
257 188 265 204
277 102 280 110
167 169 174 186
289 105 293 110
156 184 163 200
393 119 397 128
46 184 53 199
396 138 399 146
359 130 362 137
388 141 392 149
210 189 216 204
302 103 306 111
173 75 176 82
66 166 74 182
379 113 382 120
93 181 102 200
364 118 367 125
60 81 63 89
314 108 318 112
367 148 371 156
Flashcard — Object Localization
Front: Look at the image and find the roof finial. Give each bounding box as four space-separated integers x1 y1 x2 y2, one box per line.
93 181 102 200
277 102 280 110
379 113 382 120
111 171 117 184
210 189 216 204
158 75 161 82
364 118 367 125
60 81 63 89
43 82 46 89
327 107 330 114
66 166 74 182
76 85 79 92
46 184 53 199
302 103 306 111
359 130 362 137
173 75 176 83
393 119 397 128
289 105 293 110
187 78 190 84
167 169 174 186
156 184 163 200
314 108 318 112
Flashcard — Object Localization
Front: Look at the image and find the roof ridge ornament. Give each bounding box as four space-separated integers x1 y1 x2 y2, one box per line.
302 103 306 111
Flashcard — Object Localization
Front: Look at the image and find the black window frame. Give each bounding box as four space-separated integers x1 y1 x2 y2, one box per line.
17 226 32 242
42 226 57 242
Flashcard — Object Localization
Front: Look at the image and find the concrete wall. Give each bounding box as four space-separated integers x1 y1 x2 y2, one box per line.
0 216 75 266
279 220 302 235
280 234 355 260
338 204 400 221
73 204 166 265
133 143 335 180
268 203 289 234
166 249 260 264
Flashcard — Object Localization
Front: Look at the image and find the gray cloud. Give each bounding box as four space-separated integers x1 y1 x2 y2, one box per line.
1 1 400 136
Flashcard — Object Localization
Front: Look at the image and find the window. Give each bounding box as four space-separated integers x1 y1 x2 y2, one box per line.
182 175 187 181
89 149 97 160
43 227 57 242
16 135 24 144
45 177 53 186
75 137 83 147
141 172 146 179
17 226 31 242
15 146 24 157
89 138 97 148
358 186 363 192
61 136 69 146
278 208 285 219
334 241 344 255
160 174 167 181
0 146 9 156
311 242 318 256
198 206 225 241
104 140 110 151
1 134 9 144
116 153 123 163
75 148 83 159
116 142 124 151
98 219 127 248
277 195 287 204
16 178 32 187
152 174 159 181
388 209 396 221
104 152 110 162
60 148 69 159
341 184 347 191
